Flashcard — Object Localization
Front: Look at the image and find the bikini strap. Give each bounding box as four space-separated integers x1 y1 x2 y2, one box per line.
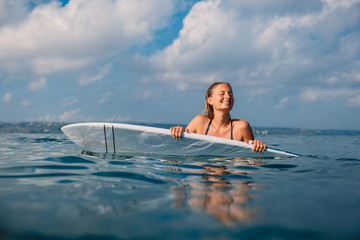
205 119 233 139
205 119 212 135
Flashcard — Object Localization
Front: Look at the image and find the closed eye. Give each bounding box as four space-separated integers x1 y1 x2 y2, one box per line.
219 91 233 96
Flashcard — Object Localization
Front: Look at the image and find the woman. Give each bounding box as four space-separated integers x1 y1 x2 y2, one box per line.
170 82 266 153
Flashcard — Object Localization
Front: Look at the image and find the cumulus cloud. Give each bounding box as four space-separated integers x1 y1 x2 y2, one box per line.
140 91 151 100
105 115 131 122
78 64 111 86
142 0 244 87
300 88 353 102
274 97 289 110
133 0 360 103
60 96 78 108
299 88 360 108
247 88 269 103
0 0 29 27
0 0 175 75
32 58 93 75
21 100 31 107
34 109 130 122
97 92 113 105
2 92 12 103
59 109 81 122
28 77 47 91
348 95 360 108
137 91 159 101
35 109 93 122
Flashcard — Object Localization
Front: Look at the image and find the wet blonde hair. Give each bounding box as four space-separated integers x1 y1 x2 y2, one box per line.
204 82 233 119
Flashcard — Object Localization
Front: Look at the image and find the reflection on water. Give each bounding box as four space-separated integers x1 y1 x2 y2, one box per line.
168 158 265 225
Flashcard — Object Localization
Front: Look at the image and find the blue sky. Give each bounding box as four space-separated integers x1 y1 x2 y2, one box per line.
1 0 360 130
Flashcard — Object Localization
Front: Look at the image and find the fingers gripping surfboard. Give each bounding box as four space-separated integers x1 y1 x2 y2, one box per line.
62 122 299 158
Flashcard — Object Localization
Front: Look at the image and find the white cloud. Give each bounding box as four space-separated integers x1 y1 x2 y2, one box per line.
131 90 160 103
347 95 360 108
97 92 113 105
60 96 78 108
21 100 31 107
32 58 93 75
145 0 243 86
28 77 46 91
59 109 81 122
274 97 289 110
299 88 360 108
35 109 93 122
0 0 175 75
78 64 111 86
131 0 360 100
2 92 12 103
0 0 29 27
33 109 130 122
300 88 343 102
105 115 131 122
247 88 270 103
140 91 151 100
34 113 56 122
320 68 360 85
299 89 323 102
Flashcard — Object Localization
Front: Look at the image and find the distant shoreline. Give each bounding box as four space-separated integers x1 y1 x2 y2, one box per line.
0 122 69 134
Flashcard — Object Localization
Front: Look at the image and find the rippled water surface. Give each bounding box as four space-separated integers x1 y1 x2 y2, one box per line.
0 131 360 240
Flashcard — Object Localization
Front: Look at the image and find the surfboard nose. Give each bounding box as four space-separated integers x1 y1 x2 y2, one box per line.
61 123 85 133
61 123 84 137
61 124 74 135
61 125 68 133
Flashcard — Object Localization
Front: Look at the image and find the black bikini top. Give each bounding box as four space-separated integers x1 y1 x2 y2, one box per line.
205 119 233 140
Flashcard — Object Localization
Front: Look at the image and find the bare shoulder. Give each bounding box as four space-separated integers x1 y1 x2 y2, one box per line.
232 119 251 129
192 114 209 123
232 119 253 141
186 115 210 133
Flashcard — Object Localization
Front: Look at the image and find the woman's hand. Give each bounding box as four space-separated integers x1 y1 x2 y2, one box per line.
248 140 267 152
170 126 187 139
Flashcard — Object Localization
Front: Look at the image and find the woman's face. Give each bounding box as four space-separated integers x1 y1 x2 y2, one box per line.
208 84 234 111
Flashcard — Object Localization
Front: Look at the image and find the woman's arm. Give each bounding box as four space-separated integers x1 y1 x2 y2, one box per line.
170 115 206 138
235 120 267 153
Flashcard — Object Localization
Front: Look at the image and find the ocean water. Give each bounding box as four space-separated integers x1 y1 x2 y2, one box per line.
0 125 359 240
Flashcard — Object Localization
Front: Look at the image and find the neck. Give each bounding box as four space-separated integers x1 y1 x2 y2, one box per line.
212 110 231 127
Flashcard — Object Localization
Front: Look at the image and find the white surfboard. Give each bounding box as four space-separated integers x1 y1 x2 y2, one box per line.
61 122 298 158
